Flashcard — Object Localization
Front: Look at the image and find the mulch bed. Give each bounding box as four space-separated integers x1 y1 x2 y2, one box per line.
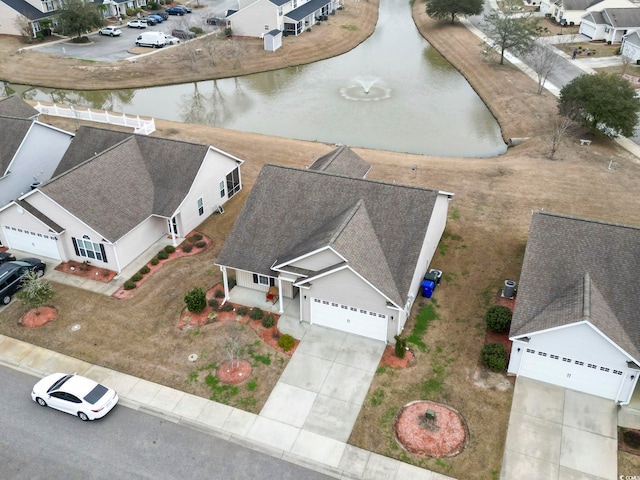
394 400 469 458
379 345 415 368
112 231 213 299
619 427 640 456
55 260 117 283
19 306 57 327
217 360 253 385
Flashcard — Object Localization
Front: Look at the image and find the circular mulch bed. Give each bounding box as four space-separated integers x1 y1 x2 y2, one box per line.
20 306 57 328
394 400 469 458
216 360 252 384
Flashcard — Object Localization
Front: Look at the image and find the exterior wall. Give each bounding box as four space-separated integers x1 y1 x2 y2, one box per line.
508 322 638 403
228 0 281 37
175 149 242 235
0 122 73 208
621 36 640 61
288 247 344 271
112 215 166 269
540 0 552 14
0 203 60 250
579 19 600 37
0 2 24 36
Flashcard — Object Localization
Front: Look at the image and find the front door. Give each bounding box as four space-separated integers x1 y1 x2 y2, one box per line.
168 217 179 236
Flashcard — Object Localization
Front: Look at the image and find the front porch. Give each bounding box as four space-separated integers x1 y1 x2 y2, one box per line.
227 286 308 339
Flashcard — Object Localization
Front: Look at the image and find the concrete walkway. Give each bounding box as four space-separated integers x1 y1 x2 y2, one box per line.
501 377 617 480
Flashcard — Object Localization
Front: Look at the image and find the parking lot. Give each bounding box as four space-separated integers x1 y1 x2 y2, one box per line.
32 0 236 62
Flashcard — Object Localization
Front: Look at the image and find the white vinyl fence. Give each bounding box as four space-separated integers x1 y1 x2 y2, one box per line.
34 102 155 135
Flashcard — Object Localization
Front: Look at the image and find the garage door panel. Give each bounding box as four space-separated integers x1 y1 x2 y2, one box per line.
3 226 60 260
311 298 387 341
519 348 624 400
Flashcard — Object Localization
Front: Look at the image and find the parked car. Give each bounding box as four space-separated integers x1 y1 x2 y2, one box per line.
0 257 46 305
98 26 122 36
0 252 16 265
135 31 167 48
154 10 169 20
31 373 118 421
164 34 181 45
206 16 226 26
172 28 195 39
165 6 187 15
142 16 157 26
174 4 192 13
127 19 147 28
148 14 164 23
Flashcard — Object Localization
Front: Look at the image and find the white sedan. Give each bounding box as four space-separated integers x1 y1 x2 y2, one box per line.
164 35 181 45
127 19 147 29
98 26 122 37
31 373 118 421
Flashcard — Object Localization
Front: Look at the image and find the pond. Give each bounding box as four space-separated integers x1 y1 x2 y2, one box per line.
1 0 506 157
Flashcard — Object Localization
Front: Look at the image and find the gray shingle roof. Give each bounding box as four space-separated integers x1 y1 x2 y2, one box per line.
562 0 603 11
15 199 63 234
0 96 38 119
2 0 56 20
510 212 640 360
602 8 640 27
0 116 33 176
216 164 443 307
285 0 332 21
308 146 371 178
41 126 209 242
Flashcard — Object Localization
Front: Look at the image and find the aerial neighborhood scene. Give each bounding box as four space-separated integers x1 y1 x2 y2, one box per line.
1 0 640 477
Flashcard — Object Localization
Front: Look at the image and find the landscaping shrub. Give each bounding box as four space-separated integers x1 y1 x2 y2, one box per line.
221 303 234 312
184 287 207 313
124 280 137 290
195 241 207 248
139 265 151 275
214 289 225 299
249 307 264 320
148 1 159 9
157 250 169 260
208 298 219 309
150 257 159 266
485 305 512 332
228 276 236 289
164 245 175 254
189 26 204 35
188 233 203 243
278 333 295 351
182 244 193 253
70 36 90 43
262 315 275 328
394 335 407 358
623 429 640 449
236 306 248 317
481 343 508 372
131 273 143 282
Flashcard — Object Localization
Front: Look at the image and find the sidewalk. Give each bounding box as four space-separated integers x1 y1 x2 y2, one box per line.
0 332 455 480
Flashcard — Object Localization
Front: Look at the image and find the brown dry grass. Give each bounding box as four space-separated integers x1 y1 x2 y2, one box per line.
1 0 640 478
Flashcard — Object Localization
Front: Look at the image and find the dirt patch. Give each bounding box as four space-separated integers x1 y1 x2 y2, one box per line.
217 360 253 385
55 260 117 283
19 306 57 327
380 345 415 369
620 427 640 456
394 400 469 458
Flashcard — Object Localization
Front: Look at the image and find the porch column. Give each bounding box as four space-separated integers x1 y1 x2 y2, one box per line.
221 266 230 302
170 215 178 247
277 277 284 314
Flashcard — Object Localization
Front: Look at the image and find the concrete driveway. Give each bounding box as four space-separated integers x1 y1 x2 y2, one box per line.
501 377 617 480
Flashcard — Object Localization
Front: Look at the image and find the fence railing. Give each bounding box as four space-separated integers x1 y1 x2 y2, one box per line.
34 102 155 135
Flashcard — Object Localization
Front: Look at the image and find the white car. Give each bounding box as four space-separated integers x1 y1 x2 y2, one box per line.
164 35 181 45
31 373 118 421
98 26 122 37
127 19 147 29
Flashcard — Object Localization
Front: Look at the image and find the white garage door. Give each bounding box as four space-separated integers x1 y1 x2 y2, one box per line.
580 24 595 39
311 298 387 341
519 347 624 401
3 226 60 260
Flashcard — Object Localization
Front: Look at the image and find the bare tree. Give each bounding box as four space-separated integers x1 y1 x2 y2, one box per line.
204 37 217 67
621 55 632 77
13 14 33 42
528 41 562 94
224 323 244 369
546 114 576 160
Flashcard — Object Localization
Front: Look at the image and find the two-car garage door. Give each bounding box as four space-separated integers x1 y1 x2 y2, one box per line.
2 225 60 260
310 297 387 341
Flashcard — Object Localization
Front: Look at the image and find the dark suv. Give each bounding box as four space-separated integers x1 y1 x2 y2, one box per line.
171 29 196 39
0 258 46 305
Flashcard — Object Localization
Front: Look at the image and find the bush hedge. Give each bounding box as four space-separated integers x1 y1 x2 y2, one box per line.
262 315 275 328
139 265 151 275
164 245 175 254
184 287 207 313
214 289 225 299
228 276 237 289
485 305 512 332
394 335 407 358
188 233 203 243
236 306 248 317
278 334 295 351
249 307 264 320
182 244 193 253
150 257 159 266
208 298 219 309
157 250 169 260
195 241 207 248
124 280 137 290
481 343 508 372
131 273 143 282
221 303 234 312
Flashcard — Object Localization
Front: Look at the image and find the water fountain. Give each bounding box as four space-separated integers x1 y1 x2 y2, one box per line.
340 76 392 102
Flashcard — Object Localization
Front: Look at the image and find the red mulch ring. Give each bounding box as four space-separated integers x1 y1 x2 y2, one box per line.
20 306 57 328
217 360 252 384
55 261 117 283
379 345 415 368
494 290 516 311
394 400 469 458
113 230 213 299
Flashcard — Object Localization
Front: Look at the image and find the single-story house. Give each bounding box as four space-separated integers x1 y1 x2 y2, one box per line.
227 0 340 38
507 211 640 404
0 113 74 209
547 0 635 26
621 29 640 61
0 125 244 273
579 7 640 41
215 147 453 343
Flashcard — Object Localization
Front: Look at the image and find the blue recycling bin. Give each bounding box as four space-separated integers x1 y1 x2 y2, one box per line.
421 279 435 298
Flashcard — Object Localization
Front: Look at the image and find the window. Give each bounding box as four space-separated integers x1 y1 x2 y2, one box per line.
562 357 571 363
350 307 357 311
600 366 610 372
265 24 269 31
614 370 623 375
197 198 204 216
341 305 347 309
538 351 547 357
526 348 535 353
331 302 338 307
360 309 366 314
72 235 107 263
226 168 241 198
219 181 225 198
550 354 559 360
575 360 584 366
278 6 283 15
587 363 597 369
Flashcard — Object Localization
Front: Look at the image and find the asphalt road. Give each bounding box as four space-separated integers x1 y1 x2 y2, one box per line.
1 366 332 480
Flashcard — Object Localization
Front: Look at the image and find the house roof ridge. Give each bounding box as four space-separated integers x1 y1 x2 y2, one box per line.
534 210 640 232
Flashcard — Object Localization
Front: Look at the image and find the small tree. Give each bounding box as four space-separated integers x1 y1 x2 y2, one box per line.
394 335 407 358
57 0 104 39
546 113 577 160
528 41 562 94
483 11 539 65
13 14 34 42
425 0 483 24
224 323 243 368
16 271 54 315
184 286 207 313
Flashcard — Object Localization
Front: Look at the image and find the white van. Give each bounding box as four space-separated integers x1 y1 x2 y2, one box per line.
135 31 166 48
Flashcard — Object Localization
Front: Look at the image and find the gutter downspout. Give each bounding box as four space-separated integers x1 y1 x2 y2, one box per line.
221 266 230 304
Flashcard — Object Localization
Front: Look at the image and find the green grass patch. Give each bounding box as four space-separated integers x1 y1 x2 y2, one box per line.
370 388 385 406
251 353 271 366
421 376 444 396
376 365 388 374
449 206 460 220
205 373 239 402
408 303 438 351
188 371 198 382
247 379 258 391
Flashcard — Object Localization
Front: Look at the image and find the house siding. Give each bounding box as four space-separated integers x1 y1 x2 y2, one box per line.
622 35 640 60
114 216 167 269
0 2 25 36
228 0 281 38
287 248 344 270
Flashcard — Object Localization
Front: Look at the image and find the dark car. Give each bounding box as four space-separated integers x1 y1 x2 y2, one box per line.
0 252 17 265
142 16 157 26
171 28 195 39
154 10 169 20
0 257 46 305
165 6 187 15
206 16 226 26
174 4 192 13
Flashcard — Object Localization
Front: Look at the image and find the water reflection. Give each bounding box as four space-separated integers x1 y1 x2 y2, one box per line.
1 0 507 157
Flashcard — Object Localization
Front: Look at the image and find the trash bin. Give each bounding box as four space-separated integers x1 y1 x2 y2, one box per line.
425 269 442 286
421 279 435 298
504 280 516 298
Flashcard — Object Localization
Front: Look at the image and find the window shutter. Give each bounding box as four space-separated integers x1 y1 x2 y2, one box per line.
253 274 258 284
270 277 275 286
99 244 108 263
71 237 80 256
